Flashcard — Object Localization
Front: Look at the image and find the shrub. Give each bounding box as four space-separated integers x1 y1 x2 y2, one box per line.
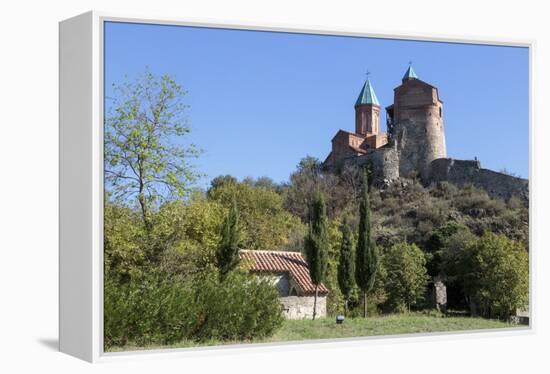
104 270 284 348
431 181 458 199
454 187 505 217
382 197 400 215
417 220 434 241
194 271 284 341
104 273 198 347
507 196 525 210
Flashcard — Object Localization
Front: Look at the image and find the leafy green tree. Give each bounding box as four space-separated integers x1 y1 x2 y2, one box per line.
208 177 304 250
304 190 330 320
104 69 201 230
355 170 379 317
383 243 429 312
209 175 238 191
104 200 148 282
337 218 355 314
216 199 240 281
105 193 227 282
460 233 529 319
426 222 472 277
243 176 280 191
153 194 226 277
426 223 478 309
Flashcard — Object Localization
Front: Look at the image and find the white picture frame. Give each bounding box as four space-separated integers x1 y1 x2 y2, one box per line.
59 10 534 363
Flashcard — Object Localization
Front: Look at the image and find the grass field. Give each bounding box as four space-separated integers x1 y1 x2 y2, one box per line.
108 312 521 352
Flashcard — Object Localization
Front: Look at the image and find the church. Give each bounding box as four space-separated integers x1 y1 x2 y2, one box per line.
324 64 446 179
323 65 527 201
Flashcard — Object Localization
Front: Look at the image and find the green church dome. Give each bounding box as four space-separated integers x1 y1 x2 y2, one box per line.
355 78 380 106
402 64 419 81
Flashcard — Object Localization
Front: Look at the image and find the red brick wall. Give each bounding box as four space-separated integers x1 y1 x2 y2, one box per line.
355 104 380 135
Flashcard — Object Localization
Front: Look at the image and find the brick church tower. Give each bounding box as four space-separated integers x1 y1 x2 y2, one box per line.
385 65 447 178
355 78 381 135
323 77 388 167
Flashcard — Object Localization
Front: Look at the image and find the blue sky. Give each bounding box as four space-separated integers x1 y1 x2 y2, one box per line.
104 22 529 188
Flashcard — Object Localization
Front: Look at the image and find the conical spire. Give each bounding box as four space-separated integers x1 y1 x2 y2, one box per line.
402 63 419 82
355 78 380 106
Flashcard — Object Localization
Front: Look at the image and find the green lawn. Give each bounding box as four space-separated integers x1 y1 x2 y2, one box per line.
267 313 517 342
107 312 521 352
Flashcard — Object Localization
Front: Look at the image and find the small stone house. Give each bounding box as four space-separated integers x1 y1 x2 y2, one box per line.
239 250 329 319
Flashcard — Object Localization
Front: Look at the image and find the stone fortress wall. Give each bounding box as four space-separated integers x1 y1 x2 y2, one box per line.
336 151 528 201
336 151 528 202
429 158 529 201
353 144 400 182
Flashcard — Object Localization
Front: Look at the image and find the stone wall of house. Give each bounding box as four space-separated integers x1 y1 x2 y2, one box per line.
258 273 290 296
428 158 529 201
280 296 327 319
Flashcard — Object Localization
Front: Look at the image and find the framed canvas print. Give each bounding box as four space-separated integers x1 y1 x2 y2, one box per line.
59 11 532 362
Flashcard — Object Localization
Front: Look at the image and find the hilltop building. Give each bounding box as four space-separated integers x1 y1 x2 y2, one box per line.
323 65 527 201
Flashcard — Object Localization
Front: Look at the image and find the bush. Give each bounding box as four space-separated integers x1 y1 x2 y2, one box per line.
104 273 198 347
382 243 429 312
454 187 505 217
104 270 284 348
431 181 459 199
195 271 284 340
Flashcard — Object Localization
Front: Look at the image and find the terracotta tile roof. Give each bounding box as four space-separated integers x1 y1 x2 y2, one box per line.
239 250 329 296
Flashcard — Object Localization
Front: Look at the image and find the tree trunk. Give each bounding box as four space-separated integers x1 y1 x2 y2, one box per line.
138 192 151 231
363 292 368 318
313 285 318 320
137 159 152 233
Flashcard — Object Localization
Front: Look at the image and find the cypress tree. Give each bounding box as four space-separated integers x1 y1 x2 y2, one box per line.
216 198 240 282
337 217 355 315
304 190 329 320
355 170 379 317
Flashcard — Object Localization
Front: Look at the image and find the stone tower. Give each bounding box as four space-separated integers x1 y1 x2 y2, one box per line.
386 65 447 179
355 78 381 135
